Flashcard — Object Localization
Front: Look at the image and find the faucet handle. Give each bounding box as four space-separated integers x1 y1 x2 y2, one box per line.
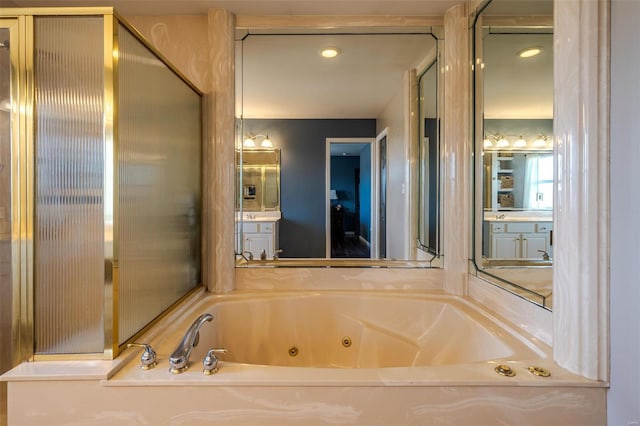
203 348 228 375
127 343 157 370
273 249 283 260
537 250 550 261
242 250 254 261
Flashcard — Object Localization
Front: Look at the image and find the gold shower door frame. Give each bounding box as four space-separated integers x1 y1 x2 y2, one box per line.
0 14 34 368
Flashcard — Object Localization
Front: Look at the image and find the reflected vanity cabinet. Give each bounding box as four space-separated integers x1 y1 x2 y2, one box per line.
489 221 552 259
243 221 279 260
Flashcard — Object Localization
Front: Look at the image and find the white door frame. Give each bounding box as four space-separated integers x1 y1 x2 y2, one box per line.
325 137 378 258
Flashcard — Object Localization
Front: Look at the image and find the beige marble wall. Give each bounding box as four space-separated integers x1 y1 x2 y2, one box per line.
125 16 210 92
469 275 553 345
442 4 471 296
236 267 445 291
6 380 606 425
553 0 609 381
208 10 236 294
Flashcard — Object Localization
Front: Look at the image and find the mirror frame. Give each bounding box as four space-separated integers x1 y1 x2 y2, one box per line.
234 17 445 269
470 0 554 309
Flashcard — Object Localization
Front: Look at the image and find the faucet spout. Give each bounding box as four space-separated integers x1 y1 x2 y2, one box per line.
169 313 213 374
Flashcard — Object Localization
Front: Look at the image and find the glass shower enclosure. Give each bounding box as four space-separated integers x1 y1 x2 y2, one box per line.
0 8 203 362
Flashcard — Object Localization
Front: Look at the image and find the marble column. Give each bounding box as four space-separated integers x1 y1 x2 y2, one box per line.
553 0 609 380
208 10 236 293
443 4 471 296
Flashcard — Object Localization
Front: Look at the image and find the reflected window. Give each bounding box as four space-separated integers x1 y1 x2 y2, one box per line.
523 153 553 210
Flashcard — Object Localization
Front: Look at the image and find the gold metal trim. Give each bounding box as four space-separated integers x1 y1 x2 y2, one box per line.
527 365 551 377
494 364 516 377
0 16 25 370
104 14 117 359
21 14 35 363
0 7 117 17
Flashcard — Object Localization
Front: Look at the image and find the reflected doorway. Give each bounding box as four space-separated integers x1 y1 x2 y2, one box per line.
325 138 377 258
377 130 387 258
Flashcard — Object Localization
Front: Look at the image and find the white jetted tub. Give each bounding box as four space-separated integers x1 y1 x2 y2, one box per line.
205 292 544 368
3 290 606 425
118 289 554 381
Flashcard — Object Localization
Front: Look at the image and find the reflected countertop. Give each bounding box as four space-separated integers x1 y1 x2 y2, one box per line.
483 210 552 223
237 211 281 222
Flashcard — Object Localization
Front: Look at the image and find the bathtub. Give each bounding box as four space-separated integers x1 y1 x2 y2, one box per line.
108 289 578 389
3 289 606 425
196 291 544 369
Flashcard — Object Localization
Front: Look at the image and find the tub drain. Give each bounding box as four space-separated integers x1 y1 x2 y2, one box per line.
341 337 352 348
288 346 299 357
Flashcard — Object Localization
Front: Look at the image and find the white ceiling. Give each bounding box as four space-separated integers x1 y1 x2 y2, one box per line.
483 31 553 118
240 33 436 119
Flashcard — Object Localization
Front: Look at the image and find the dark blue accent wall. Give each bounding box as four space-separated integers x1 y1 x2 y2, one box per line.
243 119 376 258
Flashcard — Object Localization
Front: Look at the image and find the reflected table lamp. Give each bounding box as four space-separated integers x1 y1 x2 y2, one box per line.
330 189 341 210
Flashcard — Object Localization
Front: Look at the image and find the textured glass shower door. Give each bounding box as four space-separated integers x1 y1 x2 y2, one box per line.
33 16 106 354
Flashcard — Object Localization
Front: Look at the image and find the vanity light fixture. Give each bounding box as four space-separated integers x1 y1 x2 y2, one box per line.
518 46 542 58
496 135 510 148
483 135 494 148
532 134 549 148
513 135 528 148
243 136 256 148
243 133 273 148
260 134 273 148
320 47 341 58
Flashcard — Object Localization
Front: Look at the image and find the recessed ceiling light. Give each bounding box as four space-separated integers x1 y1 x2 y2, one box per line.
518 47 542 58
320 47 341 58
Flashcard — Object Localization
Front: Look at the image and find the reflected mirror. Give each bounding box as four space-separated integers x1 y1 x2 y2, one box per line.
242 149 280 212
417 60 441 256
236 28 442 266
472 0 554 309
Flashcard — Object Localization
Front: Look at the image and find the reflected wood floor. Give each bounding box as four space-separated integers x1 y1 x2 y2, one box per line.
331 236 370 258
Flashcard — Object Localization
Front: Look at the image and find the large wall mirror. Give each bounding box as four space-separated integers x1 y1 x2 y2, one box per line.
235 25 443 267
472 0 554 309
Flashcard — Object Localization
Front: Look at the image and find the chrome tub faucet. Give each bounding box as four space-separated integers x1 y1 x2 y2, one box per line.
169 313 213 374
203 348 228 375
